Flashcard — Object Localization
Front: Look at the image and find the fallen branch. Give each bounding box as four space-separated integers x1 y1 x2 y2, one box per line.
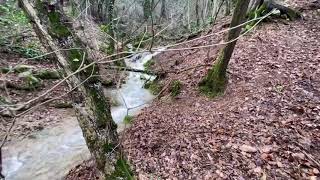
106 63 211 76
105 66 163 76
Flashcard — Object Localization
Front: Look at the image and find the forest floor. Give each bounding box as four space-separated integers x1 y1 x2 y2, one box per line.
0 53 118 142
121 1 320 179
0 53 73 141
1 0 319 179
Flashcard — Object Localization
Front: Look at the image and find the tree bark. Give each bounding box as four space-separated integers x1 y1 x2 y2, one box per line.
160 0 166 19
143 0 152 20
199 0 250 97
106 0 115 54
225 0 231 15
18 0 126 178
195 0 200 27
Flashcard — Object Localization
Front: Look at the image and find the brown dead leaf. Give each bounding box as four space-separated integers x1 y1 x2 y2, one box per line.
240 145 257 153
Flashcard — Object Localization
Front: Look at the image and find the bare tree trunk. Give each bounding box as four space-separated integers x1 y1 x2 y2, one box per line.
160 0 166 19
187 0 191 31
211 0 226 25
195 0 200 27
199 0 250 97
143 0 152 20
225 0 231 15
203 0 208 22
18 0 131 178
210 0 218 23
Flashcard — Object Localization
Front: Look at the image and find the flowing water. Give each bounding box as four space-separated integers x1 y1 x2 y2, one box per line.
2 50 161 180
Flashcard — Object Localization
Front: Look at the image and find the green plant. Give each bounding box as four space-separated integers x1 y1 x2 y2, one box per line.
169 80 182 97
143 59 155 71
144 80 161 95
245 3 267 31
0 1 43 58
14 64 34 73
123 115 134 124
18 71 41 88
132 33 151 49
34 69 62 79
0 1 29 28
108 156 134 179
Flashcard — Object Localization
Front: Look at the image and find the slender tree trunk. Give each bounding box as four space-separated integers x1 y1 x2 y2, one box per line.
106 0 115 54
225 0 231 15
160 0 166 19
143 0 151 20
211 0 218 23
212 0 226 25
195 0 200 27
187 0 191 31
199 0 250 97
18 0 131 178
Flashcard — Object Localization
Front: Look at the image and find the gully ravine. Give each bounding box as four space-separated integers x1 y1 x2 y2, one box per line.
2 50 161 180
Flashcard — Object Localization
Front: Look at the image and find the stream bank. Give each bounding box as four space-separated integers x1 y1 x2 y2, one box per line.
2 50 161 180
122 1 320 179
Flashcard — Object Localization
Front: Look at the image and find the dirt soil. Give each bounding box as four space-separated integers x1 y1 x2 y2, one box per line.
122 1 320 179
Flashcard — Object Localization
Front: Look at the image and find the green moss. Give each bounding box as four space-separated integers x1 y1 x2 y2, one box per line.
18 71 41 89
123 115 134 124
132 33 151 49
114 59 126 67
143 59 155 71
35 0 47 18
1 67 11 73
26 74 41 87
103 142 115 153
144 80 161 95
53 102 73 108
85 132 97 148
199 59 227 98
34 69 62 79
68 49 84 71
88 86 109 128
48 11 71 38
101 79 114 87
106 156 134 180
169 80 182 97
14 65 34 73
246 3 267 31
285 8 301 20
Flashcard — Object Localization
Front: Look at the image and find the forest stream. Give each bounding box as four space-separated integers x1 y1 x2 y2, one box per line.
2 50 161 180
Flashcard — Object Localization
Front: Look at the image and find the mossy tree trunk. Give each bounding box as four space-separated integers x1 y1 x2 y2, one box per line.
199 0 250 97
248 0 301 20
106 0 115 54
18 0 129 178
143 0 152 20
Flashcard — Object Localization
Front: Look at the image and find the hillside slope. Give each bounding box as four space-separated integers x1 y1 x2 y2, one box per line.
123 1 320 179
